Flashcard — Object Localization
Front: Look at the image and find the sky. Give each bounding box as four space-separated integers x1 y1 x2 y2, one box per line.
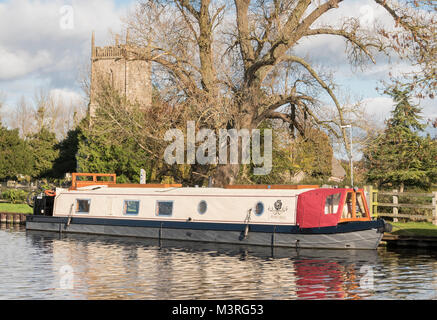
0 0 135 118
0 0 435 139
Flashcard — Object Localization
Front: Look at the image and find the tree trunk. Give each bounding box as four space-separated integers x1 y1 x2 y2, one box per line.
212 163 240 187
211 114 255 187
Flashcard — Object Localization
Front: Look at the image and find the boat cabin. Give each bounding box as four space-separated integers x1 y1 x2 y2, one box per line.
296 188 371 229
47 173 371 229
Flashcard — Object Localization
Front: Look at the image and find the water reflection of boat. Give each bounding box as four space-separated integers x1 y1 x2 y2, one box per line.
26 230 379 299
26 229 378 261
26 173 392 250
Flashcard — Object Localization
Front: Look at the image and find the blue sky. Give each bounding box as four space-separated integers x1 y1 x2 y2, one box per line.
0 0 435 141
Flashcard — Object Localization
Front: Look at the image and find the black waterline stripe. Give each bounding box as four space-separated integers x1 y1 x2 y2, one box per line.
27 216 384 235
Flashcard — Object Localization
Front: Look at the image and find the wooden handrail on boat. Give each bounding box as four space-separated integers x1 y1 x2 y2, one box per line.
69 173 182 190
70 173 117 190
70 173 316 190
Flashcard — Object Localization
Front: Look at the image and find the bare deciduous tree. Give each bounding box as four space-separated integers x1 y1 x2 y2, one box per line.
101 0 436 186
11 96 34 138
6 88 86 139
375 0 436 98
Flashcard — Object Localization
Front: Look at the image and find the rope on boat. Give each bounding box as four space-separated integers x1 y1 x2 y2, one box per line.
66 203 74 228
241 209 252 240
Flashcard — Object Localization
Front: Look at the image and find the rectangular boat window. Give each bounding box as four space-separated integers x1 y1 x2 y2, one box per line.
324 193 341 214
355 193 367 218
76 199 91 214
123 200 140 215
156 201 173 216
341 192 353 219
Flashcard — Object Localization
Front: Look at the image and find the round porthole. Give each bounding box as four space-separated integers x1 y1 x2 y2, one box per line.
254 201 264 216
198 200 207 214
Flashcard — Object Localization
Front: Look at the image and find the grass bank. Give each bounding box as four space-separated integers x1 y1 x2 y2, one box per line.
390 222 437 237
0 203 33 214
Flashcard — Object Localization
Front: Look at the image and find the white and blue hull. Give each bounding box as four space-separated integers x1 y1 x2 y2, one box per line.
26 216 386 250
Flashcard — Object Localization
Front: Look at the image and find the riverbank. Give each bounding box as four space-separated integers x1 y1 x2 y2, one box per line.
0 203 32 214
390 222 437 237
381 222 437 248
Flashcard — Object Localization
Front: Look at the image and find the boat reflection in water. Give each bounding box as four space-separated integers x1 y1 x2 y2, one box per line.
26 229 379 300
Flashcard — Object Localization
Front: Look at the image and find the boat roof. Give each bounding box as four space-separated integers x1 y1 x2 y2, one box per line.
66 173 319 196
60 185 316 197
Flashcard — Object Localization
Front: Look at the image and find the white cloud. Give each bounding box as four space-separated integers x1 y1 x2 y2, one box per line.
361 96 395 123
0 0 133 104
0 0 129 47
359 95 436 129
310 0 396 29
294 0 403 77
0 47 52 79
49 88 85 105
419 99 437 121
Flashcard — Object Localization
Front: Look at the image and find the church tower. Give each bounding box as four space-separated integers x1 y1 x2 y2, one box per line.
89 31 152 117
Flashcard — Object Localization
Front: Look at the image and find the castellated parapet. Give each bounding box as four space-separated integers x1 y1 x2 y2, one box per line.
89 31 152 118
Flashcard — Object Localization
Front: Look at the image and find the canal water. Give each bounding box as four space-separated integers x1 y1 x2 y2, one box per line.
1 224 437 300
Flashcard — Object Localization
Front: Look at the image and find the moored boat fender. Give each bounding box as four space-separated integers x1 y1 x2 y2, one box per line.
377 218 393 233
44 190 56 197
384 221 393 233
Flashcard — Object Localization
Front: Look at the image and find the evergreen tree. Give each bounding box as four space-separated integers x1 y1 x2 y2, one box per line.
0 125 33 179
27 127 59 178
51 128 80 179
76 119 153 183
364 88 437 190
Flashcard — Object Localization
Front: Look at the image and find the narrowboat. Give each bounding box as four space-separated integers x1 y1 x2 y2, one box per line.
26 173 392 249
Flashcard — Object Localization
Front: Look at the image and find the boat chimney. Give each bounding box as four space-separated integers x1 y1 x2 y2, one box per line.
140 169 146 184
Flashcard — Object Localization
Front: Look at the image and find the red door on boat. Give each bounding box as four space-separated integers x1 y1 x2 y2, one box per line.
296 188 371 229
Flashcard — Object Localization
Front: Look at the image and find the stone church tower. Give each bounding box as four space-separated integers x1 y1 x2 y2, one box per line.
89 31 152 117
